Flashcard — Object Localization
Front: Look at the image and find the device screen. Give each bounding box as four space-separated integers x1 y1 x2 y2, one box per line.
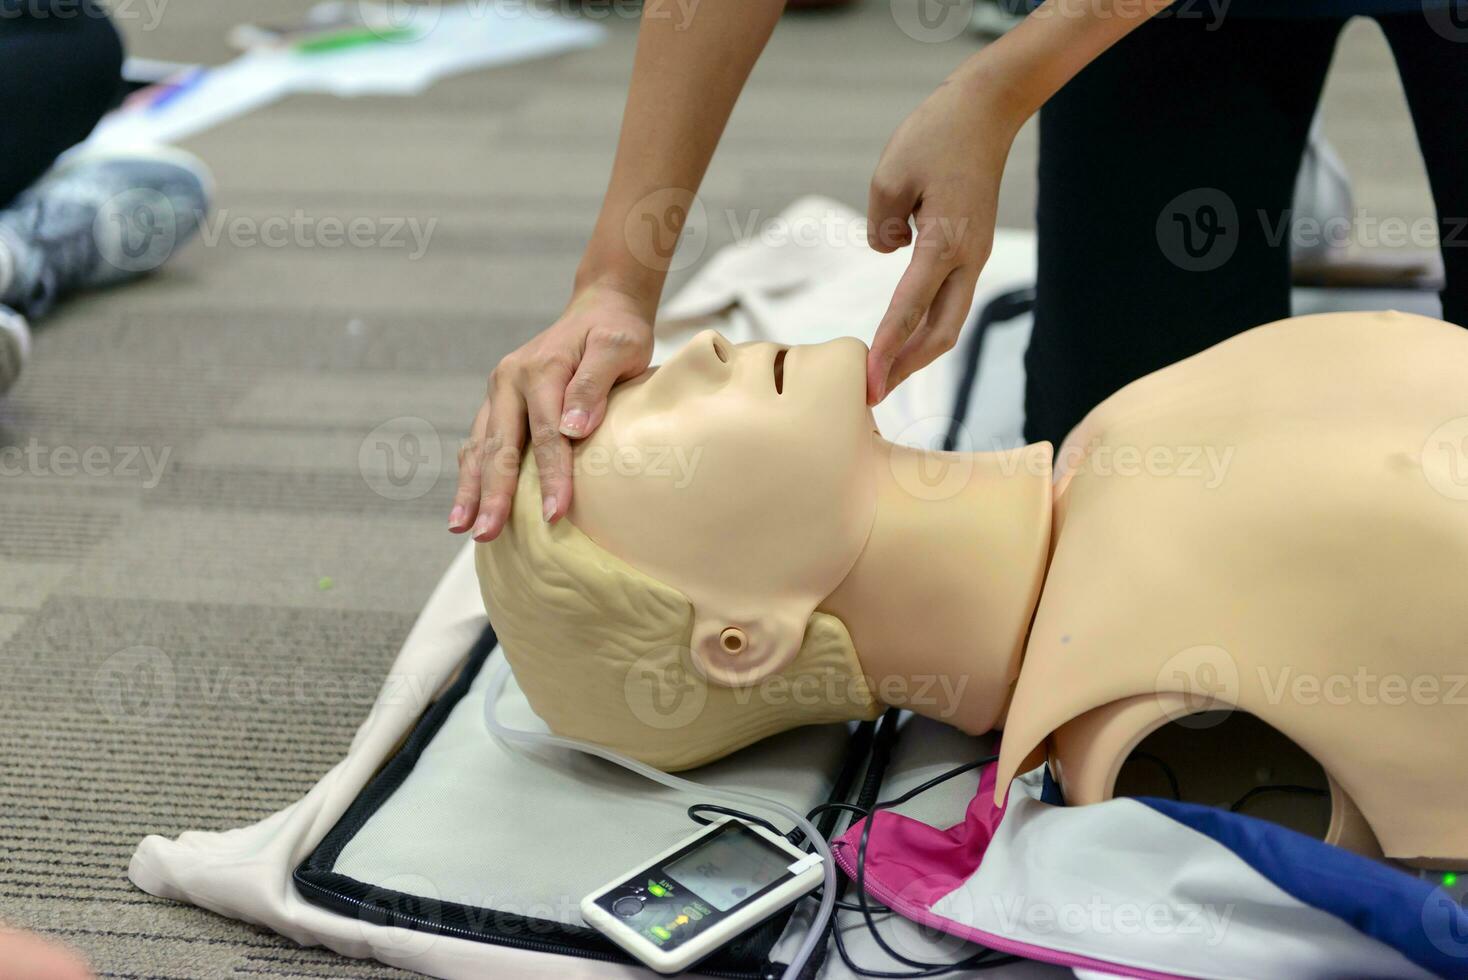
664 824 792 911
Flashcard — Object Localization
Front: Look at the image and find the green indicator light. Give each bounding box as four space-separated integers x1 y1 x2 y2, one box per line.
1444 873 1458 887
648 881 668 897
650 926 672 941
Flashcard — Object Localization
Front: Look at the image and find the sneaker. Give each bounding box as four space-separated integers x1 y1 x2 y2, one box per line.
0 304 31 397
0 145 213 319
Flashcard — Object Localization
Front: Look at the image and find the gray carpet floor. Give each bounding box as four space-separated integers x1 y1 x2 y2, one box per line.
0 2 1436 977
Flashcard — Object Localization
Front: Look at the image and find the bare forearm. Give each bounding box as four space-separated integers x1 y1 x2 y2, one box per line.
958 0 1174 125
576 0 787 314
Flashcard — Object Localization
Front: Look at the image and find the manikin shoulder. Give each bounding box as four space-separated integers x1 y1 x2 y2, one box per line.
997 312 1468 859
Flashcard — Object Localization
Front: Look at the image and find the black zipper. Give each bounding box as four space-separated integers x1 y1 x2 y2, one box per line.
291 868 636 966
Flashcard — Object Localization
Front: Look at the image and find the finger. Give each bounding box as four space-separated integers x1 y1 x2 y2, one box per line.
525 374 575 525
886 266 979 394
449 399 491 532
867 248 950 404
471 374 528 542
559 328 646 439
867 176 917 253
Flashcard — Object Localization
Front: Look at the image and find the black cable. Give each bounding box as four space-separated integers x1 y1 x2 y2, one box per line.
1125 751 1182 801
815 719 877 839
802 801 871 828
943 286 1036 454
685 803 783 838
851 754 1017 975
690 718 1019 977
831 919 1018 977
1230 784 1328 813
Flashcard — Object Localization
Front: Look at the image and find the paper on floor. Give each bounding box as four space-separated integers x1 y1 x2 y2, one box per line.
87 3 605 150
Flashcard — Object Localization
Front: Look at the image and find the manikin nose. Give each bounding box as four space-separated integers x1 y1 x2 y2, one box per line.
704 330 733 366
659 329 735 385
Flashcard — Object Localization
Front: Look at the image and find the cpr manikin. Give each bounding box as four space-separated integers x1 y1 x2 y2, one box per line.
478 310 1468 869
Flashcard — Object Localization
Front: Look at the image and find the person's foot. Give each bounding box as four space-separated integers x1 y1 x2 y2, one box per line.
0 304 31 397
0 145 212 319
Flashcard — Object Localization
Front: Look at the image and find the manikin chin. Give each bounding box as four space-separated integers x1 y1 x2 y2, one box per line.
478 310 1468 870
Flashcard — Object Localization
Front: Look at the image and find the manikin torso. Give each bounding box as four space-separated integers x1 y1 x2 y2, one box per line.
520 309 1468 866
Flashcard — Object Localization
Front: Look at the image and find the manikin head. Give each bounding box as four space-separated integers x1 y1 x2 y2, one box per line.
477 332 886 770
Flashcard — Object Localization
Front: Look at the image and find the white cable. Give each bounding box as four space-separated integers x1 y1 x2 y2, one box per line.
483 657 835 980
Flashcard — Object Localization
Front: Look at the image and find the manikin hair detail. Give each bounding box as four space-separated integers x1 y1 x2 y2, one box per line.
477 461 882 772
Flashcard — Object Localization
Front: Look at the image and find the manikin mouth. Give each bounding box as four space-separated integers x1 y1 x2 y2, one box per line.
773 348 787 394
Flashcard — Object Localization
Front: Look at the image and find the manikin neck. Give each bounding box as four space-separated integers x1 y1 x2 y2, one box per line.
818 437 1054 735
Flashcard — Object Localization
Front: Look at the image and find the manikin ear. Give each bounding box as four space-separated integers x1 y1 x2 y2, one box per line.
690 604 809 687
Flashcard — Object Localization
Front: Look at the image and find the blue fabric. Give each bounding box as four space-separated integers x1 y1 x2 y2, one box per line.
1140 797 1468 978
1039 764 1066 806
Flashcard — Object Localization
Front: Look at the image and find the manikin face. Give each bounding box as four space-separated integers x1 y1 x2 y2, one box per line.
569 330 880 686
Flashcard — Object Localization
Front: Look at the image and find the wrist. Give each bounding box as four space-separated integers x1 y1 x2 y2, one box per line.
570 263 662 321
572 252 664 319
954 46 1041 136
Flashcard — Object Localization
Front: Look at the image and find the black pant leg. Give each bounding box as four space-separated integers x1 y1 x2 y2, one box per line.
0 0 124 207
1025 12 1346 447
1375 11 1468 328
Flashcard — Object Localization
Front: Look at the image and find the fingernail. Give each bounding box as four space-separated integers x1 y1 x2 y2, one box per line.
559 409 589 437
449 505 466 529
471 513 493 538
542 494 558 522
